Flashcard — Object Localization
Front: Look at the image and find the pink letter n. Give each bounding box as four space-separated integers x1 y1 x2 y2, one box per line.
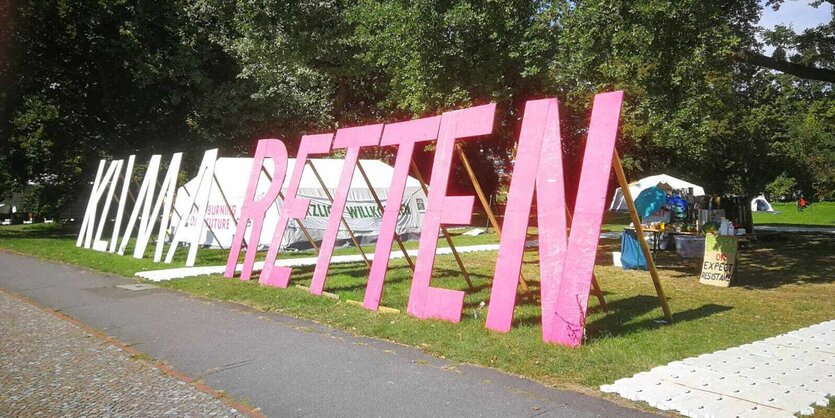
485 92 624 347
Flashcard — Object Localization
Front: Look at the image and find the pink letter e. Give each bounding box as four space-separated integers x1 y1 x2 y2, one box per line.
406 104 496 323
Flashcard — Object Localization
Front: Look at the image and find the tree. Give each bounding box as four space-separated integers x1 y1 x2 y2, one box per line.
545 0 834 197
346 0 562 194
733 0 835 82
765 172 797 200
1 0 261 209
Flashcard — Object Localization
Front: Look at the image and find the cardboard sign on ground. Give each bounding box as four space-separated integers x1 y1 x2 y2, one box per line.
699 234 738 287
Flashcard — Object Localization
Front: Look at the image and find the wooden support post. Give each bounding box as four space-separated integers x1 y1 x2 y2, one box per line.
454 143 533 300
355 160 415 270
306 160 371 269
590 277 608 313
409 159 475 290
612 151 673 323
258 166 320 254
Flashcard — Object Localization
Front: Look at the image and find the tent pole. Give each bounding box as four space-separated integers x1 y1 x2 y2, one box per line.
356 160 415 270
409 159 475 290
612 151 673 323
258 166 320 254
454 143 533 300
305 160 371 269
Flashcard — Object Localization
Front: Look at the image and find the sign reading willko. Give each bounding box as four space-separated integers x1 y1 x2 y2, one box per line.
699 233 739 287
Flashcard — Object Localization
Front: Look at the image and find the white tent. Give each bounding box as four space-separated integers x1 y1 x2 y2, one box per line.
171 158 427 250
750 194 775 212
609 174 705 211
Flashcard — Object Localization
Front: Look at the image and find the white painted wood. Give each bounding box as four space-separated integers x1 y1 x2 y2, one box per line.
92 159 123 251
109 155 135 253
118 155 162 255
136 241 537 281
141 152 182 260
163 149 218 266
77 160 118 249
76 159 106 247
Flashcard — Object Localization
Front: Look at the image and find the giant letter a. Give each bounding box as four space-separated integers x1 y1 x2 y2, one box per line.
485 92 623 347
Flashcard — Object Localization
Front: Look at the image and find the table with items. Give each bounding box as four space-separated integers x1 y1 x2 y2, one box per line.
617 186 751 276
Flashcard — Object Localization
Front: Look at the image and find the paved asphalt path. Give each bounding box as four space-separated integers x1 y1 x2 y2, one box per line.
0 252 657 418
0 291 243 417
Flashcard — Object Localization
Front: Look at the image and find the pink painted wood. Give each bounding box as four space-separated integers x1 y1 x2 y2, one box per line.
309 124 383 295
485 98 567 342
259 134 333 288
363 116 442 311
535 99 570 344
406 104 496 323
224 140 289 280
310 123 383 295
549 91 623 347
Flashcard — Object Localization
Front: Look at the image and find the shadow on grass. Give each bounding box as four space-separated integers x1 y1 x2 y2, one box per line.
587 299 732 339
659 232 835 289
510 295 732 340
0 224 76 239
315 262 495 295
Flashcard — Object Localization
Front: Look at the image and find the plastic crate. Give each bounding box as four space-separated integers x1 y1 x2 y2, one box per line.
674 235 705 258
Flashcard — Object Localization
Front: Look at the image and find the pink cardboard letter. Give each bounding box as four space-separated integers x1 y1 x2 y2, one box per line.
406 104 496 323
259 134 333 288
485 98 568 343
309 124 383 295
550 91 623 347
224 139 289 280
363 116 442 310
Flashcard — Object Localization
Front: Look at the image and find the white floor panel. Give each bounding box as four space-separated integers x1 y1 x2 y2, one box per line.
602 320 834 417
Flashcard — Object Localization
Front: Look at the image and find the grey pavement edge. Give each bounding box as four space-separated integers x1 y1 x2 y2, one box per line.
0 251 659 418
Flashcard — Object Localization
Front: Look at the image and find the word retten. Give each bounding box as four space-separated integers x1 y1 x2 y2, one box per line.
224 92 624 347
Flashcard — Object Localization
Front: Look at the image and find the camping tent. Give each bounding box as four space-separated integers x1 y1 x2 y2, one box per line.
609 174 705 211
171 158 427 250
750 194 775 212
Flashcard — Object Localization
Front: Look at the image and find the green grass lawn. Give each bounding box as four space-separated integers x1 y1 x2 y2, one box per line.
753 201 835 227
1 221 833 412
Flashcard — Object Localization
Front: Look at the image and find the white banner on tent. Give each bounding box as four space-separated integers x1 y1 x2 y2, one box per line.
170 158 427 250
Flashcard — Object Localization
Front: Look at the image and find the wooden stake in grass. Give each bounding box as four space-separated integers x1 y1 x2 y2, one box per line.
356 160 414 270
612 151 673 323
454 142 533 301
409 159 474 291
